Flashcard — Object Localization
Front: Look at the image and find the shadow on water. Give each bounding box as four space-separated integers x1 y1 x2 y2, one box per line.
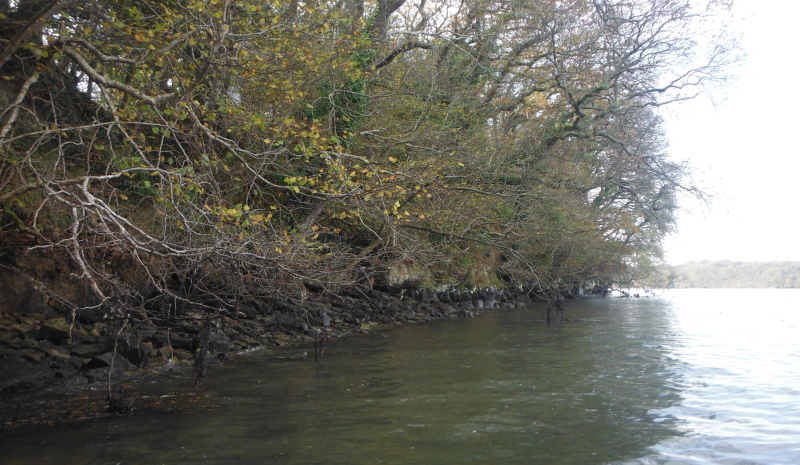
1 297 687 465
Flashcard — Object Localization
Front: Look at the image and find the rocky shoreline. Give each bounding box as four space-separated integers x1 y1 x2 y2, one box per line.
0 285 532 430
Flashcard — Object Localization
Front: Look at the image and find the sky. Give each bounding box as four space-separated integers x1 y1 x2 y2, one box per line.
661 0 800 264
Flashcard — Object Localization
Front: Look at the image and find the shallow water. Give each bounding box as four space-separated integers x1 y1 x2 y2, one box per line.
1 289 798 464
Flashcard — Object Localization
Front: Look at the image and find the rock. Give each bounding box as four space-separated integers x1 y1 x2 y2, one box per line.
193 328 234 354
51 358 79 379
157 346 173 362
238 305 259 319
322 311 331 327
36 339 60 352
169 333 194 350
441 304 458 315
22 350 45 363
0 331 21 346
182 323 203 334
112 340 154 367
276 315 309 331
38 317 72 344
16 323 39 341
240 337 261 348
84 352 137 372
0 346 20 357
44 348 72 360
271 333 294 346
0 356 56 394
89 323 108 339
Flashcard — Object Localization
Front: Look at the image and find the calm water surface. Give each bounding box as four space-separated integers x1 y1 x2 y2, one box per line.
1 289 799 464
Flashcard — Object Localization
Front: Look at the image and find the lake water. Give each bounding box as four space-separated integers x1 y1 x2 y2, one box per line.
1 289 799 464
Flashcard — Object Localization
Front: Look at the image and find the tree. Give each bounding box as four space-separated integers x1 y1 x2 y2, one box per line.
1 0 738 323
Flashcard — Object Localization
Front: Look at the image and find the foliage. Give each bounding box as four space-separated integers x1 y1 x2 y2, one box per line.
0 0 737 318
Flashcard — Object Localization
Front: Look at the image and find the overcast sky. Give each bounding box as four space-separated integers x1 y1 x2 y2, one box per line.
662 0 800 264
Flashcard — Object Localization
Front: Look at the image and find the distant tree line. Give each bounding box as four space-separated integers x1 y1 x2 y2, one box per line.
670 261 800 289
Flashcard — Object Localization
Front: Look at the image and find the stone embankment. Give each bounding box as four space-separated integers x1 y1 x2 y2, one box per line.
0 285 529 428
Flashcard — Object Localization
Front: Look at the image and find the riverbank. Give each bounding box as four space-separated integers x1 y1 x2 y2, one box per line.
0 285 532 430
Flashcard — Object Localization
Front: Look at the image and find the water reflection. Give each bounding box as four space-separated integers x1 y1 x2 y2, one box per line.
2 296 688 465
629 289 800 465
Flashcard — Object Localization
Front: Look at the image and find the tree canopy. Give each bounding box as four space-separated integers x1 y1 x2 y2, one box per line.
1 0 737 316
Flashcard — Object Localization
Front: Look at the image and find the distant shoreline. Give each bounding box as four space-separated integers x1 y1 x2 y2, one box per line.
668 261 800 289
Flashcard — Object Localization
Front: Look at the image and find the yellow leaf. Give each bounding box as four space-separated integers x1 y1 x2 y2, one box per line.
389 156 397 163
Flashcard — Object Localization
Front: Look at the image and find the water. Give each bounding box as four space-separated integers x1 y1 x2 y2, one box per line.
1 289 799 464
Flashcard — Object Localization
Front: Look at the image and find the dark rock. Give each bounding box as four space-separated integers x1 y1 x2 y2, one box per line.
0 356 56 394
0 346 21 357
52 358 79 379
182 323 203 334
0 331 21 346
21 350 45 363
17 324 39 341
15 288 57 318
168 333 194 350
193 328 234 353
441 304 458 315
38 317 72 344
276 315 309 331
107 337 155 367
238 305 259 319
36 339 60 353
152 332 168 347
136 329 157 341
303 280 325 293
84 352 137 371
